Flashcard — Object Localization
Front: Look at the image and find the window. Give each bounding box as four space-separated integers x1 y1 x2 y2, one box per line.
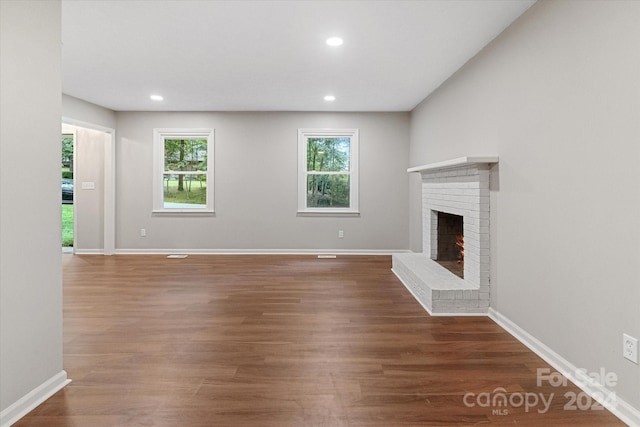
153 128 214 213
298 128 359 214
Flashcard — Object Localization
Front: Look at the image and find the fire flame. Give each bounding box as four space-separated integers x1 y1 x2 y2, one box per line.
456 235 464 264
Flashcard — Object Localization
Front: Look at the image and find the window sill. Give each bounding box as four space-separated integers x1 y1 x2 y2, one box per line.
152 209 216 217
297 211 360 218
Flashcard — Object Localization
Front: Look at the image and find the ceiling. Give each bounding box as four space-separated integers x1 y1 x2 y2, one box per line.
62 0 535 112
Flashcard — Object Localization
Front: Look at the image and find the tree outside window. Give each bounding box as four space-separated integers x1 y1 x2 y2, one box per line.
153 129 214 213
298 129 359 214
163 138 208 207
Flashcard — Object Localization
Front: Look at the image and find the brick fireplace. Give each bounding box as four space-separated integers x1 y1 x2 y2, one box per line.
392 157 498 315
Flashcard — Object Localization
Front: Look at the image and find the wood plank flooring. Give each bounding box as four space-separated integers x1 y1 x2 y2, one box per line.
15 255 623 426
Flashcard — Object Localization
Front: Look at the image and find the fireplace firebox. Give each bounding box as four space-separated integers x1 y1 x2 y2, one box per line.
434 211 464 278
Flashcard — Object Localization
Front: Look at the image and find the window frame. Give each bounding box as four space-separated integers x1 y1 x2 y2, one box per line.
297 128 359 215
152 128 214 214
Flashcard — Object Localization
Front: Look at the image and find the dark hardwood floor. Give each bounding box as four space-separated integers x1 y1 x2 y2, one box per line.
15 255 623 426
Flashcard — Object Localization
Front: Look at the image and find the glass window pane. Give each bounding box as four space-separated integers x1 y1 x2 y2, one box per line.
164 139 208 172
306 174 350 208
306 137 350 172
163 173 207 208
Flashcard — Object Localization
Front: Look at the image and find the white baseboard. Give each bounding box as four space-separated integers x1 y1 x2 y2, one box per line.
73 249 104 255
114 248 410 256
0 370 71 427
489 308 640 427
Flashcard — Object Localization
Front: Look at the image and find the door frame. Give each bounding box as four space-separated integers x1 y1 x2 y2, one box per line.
61 117 116 255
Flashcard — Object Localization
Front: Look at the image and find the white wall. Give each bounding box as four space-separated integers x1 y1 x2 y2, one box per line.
116 111 410 252
0 0 66 416
410 0 640 413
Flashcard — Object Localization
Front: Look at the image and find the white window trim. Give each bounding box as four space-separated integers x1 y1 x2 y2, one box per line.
297 128 359 215
153 128 214 214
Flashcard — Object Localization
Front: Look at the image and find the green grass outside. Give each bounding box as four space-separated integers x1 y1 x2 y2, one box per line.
62 204 73 247
164 179 207 204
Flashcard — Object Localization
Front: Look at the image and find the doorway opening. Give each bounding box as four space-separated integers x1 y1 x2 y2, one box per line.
62 132 74 251
61 120 116 254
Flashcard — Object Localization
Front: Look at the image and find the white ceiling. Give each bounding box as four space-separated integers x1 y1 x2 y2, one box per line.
62 0 535 112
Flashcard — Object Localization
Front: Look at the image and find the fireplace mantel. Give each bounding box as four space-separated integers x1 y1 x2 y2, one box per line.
407 156 498 174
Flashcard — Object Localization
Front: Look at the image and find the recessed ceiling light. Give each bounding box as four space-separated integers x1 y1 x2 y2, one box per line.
324 95 336 101
326 37 343 47
150 94 164 101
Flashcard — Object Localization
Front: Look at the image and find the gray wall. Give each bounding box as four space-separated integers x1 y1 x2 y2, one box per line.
0 0 64 413
116 111 410 251
62 94 117 130
75 127 106 251
410 0 640 410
